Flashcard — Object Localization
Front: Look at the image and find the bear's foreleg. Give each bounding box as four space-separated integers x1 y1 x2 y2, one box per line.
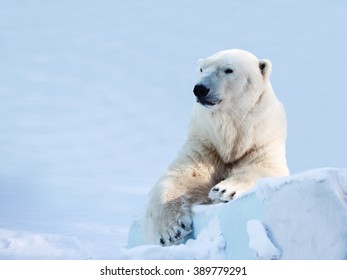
143 164 214 246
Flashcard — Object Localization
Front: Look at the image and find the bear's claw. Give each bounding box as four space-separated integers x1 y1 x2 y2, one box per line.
158 216 193 246
209 181 239 203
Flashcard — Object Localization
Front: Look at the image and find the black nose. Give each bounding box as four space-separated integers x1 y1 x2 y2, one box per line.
193 84 210 98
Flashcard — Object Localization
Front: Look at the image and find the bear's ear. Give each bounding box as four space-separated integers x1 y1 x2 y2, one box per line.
259 59 272 80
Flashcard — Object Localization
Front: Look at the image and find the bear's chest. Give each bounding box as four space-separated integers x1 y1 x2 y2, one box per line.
211 120 255 164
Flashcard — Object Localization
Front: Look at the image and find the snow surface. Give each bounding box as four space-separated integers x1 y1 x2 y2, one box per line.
247 219 281 260
1 0 347 259
124 218 225 260
126 168 347 260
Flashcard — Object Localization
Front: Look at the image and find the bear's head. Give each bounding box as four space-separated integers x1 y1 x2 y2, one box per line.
193 49 272 113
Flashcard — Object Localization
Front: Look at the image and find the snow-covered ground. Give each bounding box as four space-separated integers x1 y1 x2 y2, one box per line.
126 168 347 260
1 1 347 259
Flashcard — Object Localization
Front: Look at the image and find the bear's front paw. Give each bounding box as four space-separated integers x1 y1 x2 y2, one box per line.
145 201 193 246
208 180 248 203
159 214 193 246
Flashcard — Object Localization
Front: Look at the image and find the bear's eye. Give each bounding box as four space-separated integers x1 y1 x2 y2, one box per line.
224 68 233 74
200 68 203 73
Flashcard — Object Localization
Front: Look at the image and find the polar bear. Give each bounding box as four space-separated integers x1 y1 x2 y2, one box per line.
143 49 289 246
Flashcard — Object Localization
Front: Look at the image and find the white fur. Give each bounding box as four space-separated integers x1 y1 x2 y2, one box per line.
143 49 289 246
